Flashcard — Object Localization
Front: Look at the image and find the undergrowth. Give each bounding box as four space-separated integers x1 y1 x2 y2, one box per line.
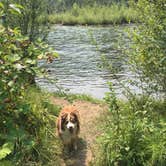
0 4 61 165
93 84 166 166
48 4 138 25
93 1 166 165
0 87 62 166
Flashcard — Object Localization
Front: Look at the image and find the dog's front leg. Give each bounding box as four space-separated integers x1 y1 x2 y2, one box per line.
72 137 78 151
63 142 70 154
66 141 73 153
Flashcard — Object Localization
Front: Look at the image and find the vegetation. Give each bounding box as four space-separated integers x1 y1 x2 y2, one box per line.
1 0 137 27
129 0 166 96
53 91 103 104
0 0 166 165
94 84 166 166
94 0 166 165
48 3 138 25
0 86 62 165
50 0 129 12
1 0 50 41
0 3 61 165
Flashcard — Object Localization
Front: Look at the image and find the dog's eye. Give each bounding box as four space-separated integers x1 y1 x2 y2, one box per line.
65 121 68 125
70 119 76 123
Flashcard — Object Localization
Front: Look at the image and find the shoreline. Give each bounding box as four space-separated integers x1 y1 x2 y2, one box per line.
49 22 136 27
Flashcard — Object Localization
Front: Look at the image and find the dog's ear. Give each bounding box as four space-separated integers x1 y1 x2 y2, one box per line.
56 113 67 135
72 110 80 134
61 113 68 131
61 113 67 131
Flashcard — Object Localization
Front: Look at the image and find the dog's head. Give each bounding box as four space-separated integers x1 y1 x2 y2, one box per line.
61 111 80 133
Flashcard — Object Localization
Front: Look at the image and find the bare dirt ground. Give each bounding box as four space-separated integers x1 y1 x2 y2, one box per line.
51 97 107 166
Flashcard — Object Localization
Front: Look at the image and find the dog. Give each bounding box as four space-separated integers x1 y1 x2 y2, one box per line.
56 105 80 152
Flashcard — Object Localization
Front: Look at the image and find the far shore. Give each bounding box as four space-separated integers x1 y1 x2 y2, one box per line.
47 5 138 26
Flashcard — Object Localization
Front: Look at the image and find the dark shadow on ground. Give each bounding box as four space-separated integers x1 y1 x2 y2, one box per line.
62 138 87 166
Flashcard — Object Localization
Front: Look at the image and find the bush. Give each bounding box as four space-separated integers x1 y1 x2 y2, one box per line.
129 0 166 95
94 84 166 166
93 1 166 165
0 3 60 165
0 87 61 165
2 0 50 41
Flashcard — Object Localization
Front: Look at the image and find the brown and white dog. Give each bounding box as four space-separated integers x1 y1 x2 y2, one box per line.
56 105 80 152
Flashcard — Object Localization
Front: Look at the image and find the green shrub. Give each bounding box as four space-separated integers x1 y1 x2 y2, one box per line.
129 0 166 94
0 86 61 165
19 87 61 165
94 84 166 166
94 1 166 165
0 3 60 165
2 0 50 41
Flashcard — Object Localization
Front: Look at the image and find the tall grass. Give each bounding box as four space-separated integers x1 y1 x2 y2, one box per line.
93 84 166 166
48 4 138 25
19 87 62 165
0 87 62 165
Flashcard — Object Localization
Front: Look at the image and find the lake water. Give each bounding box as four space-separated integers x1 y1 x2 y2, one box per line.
37 25 137 99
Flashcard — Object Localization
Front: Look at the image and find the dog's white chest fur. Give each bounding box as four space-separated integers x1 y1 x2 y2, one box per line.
61 128 77 144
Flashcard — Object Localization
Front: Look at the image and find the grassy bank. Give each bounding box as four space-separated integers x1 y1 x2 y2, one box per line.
0 87 62 166
2 86 165 165
48 4 138 25
93 94 166 166
53 91 103 104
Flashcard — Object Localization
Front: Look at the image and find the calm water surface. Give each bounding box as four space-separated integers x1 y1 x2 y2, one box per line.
37 25 137 99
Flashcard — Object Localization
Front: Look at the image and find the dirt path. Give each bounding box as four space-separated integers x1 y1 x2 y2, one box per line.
51 97 107 166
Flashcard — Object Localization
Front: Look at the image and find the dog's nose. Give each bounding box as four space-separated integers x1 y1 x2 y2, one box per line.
69 126 73 130
69 126 73 132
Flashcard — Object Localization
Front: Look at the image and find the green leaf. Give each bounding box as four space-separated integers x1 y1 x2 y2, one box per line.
25 59 36 65
7 54 21 62
0 2 4 9
0 27 5 33
9 4 22 15
0 142 14 160
52 52 59 58
7 81 14 87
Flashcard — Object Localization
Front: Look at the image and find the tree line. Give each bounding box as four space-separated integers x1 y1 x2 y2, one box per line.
1 0 130 40
50 0 129 12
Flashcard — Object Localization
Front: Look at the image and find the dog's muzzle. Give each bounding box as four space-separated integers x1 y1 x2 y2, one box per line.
69 126 74 133
67 122 75 133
